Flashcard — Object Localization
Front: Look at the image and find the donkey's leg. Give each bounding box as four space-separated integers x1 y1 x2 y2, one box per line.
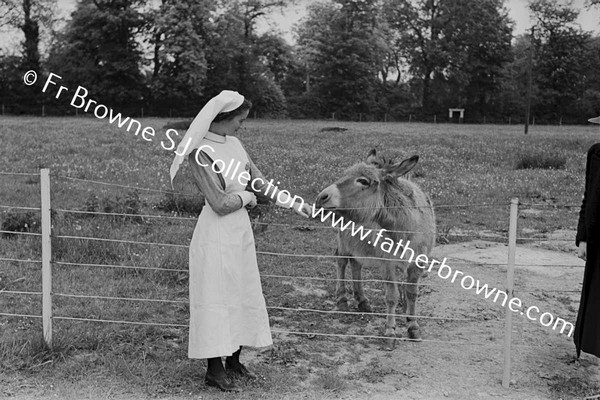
398 268 408 314
383 266 400 350
405 263 422 340
335 249 350 311
349 258 371 312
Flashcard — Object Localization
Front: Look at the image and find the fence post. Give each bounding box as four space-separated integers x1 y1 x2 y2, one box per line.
502 197 518 388
434 115 437 124
40 168 53 349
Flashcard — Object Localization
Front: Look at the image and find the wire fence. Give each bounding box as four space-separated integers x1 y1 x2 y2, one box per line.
0 169 586 388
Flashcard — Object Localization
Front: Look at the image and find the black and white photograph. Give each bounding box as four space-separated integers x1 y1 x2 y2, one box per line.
1 0 600 399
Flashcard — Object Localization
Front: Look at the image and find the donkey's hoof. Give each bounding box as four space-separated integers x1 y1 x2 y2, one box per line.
357 300 372 313
384 338 396 351
335 300 349 312
383 329 398 351
407 326 422 341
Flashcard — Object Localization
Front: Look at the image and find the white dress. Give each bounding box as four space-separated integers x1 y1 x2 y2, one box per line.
187 132 273 359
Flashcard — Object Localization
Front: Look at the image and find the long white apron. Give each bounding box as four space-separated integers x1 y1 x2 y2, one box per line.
188 136 273 359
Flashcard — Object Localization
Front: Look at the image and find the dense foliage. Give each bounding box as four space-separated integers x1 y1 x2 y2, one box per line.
0 0 599 122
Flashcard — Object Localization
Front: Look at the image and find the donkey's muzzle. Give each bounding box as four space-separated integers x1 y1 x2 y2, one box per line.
315 185 340 209
315 192 330 209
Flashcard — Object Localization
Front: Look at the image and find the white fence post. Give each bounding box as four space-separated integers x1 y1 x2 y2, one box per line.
40 168 53 349
502 197 519 388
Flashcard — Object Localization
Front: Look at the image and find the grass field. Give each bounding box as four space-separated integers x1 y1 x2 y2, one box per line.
1 116 600 399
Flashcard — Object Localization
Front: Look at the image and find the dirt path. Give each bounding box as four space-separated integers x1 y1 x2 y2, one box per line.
319 235 599 400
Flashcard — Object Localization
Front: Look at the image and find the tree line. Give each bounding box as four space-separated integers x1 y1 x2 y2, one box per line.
1 0 599 123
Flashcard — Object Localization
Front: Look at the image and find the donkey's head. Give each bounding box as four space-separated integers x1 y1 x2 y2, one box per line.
315 150 419 223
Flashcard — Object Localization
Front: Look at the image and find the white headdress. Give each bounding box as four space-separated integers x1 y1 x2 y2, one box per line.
169 90 245 184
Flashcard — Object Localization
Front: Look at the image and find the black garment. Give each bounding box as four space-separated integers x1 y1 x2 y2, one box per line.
575 143 600 358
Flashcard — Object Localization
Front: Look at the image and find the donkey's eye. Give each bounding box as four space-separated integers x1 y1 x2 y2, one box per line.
357 178 370 186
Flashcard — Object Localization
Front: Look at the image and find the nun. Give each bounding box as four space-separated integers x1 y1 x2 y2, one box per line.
575 115 600 359
170 90 311 392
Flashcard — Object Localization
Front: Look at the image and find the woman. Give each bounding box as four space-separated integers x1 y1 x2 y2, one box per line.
170 90 310 392
575 115 600 359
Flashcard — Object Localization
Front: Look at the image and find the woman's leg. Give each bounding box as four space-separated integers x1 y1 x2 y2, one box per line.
225 346 257 380
225 347 242 368
206 357 226 377
205 357 239 392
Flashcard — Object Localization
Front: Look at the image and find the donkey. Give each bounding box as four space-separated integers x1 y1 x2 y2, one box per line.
315 149 436 345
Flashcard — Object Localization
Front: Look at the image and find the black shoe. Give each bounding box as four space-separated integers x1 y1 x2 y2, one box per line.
205 372 241 392
225 361 257 381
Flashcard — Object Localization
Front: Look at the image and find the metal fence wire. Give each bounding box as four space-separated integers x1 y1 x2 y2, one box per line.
0 169 585 389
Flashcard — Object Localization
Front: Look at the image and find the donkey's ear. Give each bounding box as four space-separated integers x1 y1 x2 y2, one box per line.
387 155 419 177
366 149 380 166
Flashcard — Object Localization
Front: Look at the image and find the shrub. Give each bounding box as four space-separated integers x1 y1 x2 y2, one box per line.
154 192 204 215
1 211 40 238
515 153 566 170
163 120 192 130
249 75 288 118
81 191 142 222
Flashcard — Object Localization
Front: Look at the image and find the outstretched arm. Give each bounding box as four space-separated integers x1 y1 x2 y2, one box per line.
246 156 310 218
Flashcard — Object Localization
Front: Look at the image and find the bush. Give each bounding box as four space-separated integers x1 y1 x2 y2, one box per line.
154 192 204 215
162 120 192 130
82 191 142 222
515 153 566 170
249 75 288 118
1 211 40 238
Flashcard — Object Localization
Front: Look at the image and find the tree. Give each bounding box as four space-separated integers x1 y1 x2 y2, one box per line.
494 34 536 122
384 0 513 117
578 36 600 117
146 0 213 116
528 0 591 122
203 0 289 117
383 0 447 112
0 0 55 113
46 0 146 114
442 0 513 119
296 0 388 119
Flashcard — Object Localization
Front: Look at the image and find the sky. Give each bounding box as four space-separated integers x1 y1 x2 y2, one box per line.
1 0 599 53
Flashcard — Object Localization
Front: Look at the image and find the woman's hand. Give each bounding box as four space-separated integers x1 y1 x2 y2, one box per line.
577 241 587 261
292 201 312 218
245 192 257 209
